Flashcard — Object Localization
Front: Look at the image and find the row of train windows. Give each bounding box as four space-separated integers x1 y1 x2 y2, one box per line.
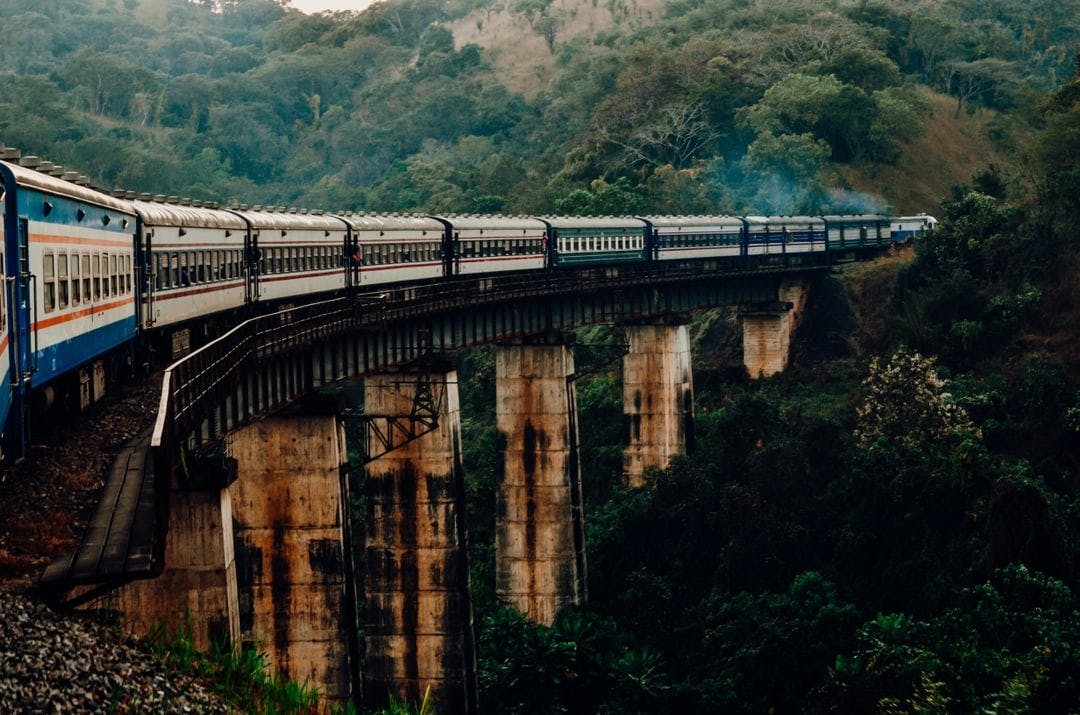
259 245 341 274
42 251 132 313
154 250 244 289
829 227 882 239
459 239 543 258
362 241 442 265
659 233 742 247
558 235 643 253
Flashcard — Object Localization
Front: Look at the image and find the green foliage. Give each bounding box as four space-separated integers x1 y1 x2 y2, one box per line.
477 606 669 713
145 612 323 712
822 566 1080 712
854 347 979 454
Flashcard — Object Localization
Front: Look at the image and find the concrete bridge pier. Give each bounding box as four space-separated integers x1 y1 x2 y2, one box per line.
111 409 357 707
229 411 356 705
739 279 810 378
112 486 240 653
363 368 478 715
494 332 587 625
622 320 695 487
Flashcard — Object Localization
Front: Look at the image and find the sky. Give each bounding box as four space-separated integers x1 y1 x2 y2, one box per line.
286 0 376 13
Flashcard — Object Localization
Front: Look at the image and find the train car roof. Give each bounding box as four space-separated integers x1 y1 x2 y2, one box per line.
820 214 890 222
431 215 548 231
0 160 133 214
132 200 248 230
743 215 826 226
336 213 445 232
537 216 647 229
229 207 347 230
640 215 744 229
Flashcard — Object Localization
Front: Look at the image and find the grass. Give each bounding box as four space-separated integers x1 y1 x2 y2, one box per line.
145 611 335 714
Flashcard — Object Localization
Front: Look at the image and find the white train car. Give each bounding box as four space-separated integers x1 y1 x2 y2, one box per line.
233 207 350 303
338 213 446 287
890 214 938 240
136 198 249 330
436 215 547 275
645 215 745 261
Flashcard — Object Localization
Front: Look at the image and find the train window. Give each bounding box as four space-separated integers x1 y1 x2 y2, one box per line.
102 253 111 297
43 252 56 313
92 254 102 300
71 256 81 304
58 253 69 309
82 255 91 300
111 254 119 294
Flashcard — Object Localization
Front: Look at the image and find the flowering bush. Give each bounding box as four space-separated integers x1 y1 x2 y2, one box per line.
855 347 979 452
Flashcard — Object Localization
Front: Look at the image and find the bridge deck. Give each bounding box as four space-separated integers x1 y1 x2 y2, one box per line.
40 428 161 591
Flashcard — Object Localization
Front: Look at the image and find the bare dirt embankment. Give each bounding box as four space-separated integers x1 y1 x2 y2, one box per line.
0 376 161 593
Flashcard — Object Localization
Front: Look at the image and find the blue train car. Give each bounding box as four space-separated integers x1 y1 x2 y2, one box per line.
1 159 136 456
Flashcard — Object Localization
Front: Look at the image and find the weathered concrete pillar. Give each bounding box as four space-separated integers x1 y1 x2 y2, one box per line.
113 488 240 651
494 334 587 625
230 412 355 704
622 321 695 487
740 279 810 378
364 369 477 715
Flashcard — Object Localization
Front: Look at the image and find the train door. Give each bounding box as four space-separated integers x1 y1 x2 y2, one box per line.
15 217 33 390
138 228 155 327
4 215 34 455
246 231 260 303
344 229 360 288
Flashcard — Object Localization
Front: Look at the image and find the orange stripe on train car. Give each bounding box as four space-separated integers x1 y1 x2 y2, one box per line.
33 298 135 331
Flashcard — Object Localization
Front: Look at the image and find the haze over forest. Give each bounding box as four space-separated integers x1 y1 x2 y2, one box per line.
2 0 1080 711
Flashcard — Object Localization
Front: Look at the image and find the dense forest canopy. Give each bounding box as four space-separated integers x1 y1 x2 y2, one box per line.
1 0 1076 215
3 1 1080 712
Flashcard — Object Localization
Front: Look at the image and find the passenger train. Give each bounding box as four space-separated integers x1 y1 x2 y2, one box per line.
0 152 936 460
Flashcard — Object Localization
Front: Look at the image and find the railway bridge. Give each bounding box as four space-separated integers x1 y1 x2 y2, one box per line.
43 255 831 713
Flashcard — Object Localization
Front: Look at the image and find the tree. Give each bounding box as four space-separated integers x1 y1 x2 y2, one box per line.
854 347 978 454
942 58 1019 117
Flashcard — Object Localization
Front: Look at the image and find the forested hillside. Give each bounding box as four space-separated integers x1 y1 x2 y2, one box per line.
3 1 1080 712
2 0 1075 215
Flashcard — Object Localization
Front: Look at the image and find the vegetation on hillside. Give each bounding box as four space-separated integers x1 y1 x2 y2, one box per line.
2 1 1078 711
1 0 1076 214
454 62 1080 712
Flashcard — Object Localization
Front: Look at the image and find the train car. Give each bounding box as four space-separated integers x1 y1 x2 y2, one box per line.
644 215 745 262
337 213 447 287
435 215 547 276
821 214 892 250
135 197 249 332
230 207 350 304
1 158 137 455
890 214 937 240
742 215 828 258
541 216 648 267
770 215 827 254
